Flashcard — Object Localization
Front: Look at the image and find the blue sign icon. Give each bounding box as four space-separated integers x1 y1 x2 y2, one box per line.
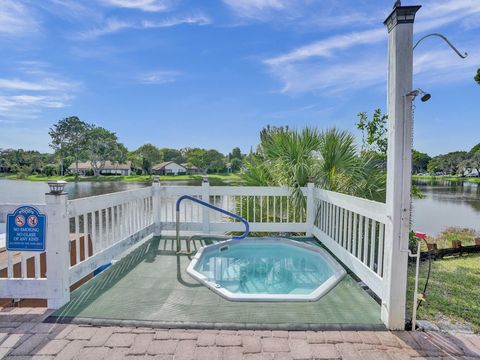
7 206 46 252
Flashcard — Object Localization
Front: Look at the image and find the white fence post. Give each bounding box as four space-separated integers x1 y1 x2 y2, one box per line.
152 177 161 236
45 187 70 309
202 177 210 234
382 4 421 330
305 177 315 237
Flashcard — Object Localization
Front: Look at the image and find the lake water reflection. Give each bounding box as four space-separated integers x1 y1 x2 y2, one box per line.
412 179 480 235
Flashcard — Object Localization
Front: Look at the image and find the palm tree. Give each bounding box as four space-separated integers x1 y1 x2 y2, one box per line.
242 126 386 211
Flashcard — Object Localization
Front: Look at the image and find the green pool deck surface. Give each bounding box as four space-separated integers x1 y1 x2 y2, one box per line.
51 237 383 330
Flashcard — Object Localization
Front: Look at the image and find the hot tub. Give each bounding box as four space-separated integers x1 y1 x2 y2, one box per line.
187 238 346 301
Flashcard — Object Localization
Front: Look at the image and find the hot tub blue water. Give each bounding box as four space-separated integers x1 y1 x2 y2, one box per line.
187 238 346 301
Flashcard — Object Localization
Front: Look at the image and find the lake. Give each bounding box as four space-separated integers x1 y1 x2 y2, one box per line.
1 179 479 236
412 179 480 235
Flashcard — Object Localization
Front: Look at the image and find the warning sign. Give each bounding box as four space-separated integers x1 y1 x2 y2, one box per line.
7 206 46 252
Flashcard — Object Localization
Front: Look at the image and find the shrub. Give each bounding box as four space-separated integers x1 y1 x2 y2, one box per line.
42 164 58 176
16 172 27 180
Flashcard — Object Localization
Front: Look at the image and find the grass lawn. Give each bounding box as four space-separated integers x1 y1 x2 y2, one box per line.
413 175 480 183
407 253 480 332
0 173 243 183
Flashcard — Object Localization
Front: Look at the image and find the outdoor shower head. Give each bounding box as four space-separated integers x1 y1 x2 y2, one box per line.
405 88 431 102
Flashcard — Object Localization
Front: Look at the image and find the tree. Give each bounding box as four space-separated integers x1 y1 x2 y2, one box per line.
242 126 386 207
428 151 468 175
135 144 162 174
49 116 90 176
205 150 225 173
184 148 208 169
356 109 388 155
85 126 121 176
412 150 431 174
475 68 480 85
229 147 243 160
468 143 480 157
230 158 243 172
161 148 185 164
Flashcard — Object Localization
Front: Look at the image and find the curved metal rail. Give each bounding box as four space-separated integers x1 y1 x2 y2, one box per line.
175 195 249 253
413 33 468 59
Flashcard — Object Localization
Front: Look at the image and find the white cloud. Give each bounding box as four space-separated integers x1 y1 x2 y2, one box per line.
265 28 384 66
0 0 39 35
0 63 79 123
223 0 287 19
263 0 480 95
142 14 211 28
137 70 181 84
100 0 172 12
0 78 71 92
79 18 134 39
79 14 210 39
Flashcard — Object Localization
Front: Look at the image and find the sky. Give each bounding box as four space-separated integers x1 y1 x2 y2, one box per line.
0 0 479 157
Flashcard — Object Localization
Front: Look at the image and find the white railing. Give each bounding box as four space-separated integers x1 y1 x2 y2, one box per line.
311 188 386 298
67 187 154 286
0 182 388 318
158 184 307 233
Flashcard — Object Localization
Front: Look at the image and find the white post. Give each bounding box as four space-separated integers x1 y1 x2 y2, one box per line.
382 3 421 330
152 177 161 236
45 190 70 309
305 177 315 236
202 177 210 234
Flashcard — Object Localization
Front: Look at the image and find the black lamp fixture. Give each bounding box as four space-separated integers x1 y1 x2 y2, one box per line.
405 89 431 102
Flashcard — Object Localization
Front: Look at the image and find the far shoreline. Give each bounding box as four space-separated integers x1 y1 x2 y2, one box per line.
0 173 243 184
413 175 480 183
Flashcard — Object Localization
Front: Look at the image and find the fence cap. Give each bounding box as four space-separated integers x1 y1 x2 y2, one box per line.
47 180 67 195
307 176 315 183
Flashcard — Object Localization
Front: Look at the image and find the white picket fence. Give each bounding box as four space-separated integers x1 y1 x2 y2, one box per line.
0 181 386 312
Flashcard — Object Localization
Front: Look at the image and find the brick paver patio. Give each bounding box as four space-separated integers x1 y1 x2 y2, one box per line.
1 307 479 359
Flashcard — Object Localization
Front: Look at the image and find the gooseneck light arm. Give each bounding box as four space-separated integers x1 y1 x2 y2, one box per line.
413 33 468 59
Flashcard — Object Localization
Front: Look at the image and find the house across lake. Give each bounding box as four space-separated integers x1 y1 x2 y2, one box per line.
152 161 203 175
68 161 131 176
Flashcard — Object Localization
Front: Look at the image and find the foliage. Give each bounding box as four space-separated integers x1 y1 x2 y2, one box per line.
0 148 56 175
85 126 126 176
412 150 431 174
229 147 243 160
182 148 226 173
475 68 480 85
427 151 468 175
430 227 477 249
42 164 58 176
49 116 91 175
134 143 163 174
230 158 243 172
242 126 387 209
161 148 185 164
356 109 388 155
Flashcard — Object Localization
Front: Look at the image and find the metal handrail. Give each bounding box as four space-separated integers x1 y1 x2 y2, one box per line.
175 195 250 253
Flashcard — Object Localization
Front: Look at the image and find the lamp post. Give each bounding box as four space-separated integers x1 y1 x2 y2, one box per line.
382 1 421 330
382 1 468 330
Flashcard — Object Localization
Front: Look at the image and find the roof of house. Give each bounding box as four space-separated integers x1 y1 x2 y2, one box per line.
181 163 199 170
152 161 186 171
68 161 131 171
